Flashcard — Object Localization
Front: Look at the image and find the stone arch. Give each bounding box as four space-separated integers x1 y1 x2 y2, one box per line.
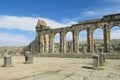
110 26 120 52
54 33 60 53
93 28 104 52
78 30 87 52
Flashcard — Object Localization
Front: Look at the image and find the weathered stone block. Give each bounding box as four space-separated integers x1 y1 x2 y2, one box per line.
2 55 12 67
92 54 100 69
99 53 104 66
24 51 33 64
103 53 106 63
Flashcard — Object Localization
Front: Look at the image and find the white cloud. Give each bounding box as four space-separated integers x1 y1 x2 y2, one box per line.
0 16 36 31
81 7 120 18
66 32 72 41
79 30 87 41
0 15 77 46
0 15 77 31
54 33 60 43
0 32 31 46
111 28 120 39
94 29 103 39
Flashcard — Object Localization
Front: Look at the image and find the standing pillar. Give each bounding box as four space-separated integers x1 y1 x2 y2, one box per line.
49 33 54 53
35 32 40 53
60 31 66 53
104 25 110 52
87 27 94 53
44 35 49 53
73 29 79 53
39 34 44 53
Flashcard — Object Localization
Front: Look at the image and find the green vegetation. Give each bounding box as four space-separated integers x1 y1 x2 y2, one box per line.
111 43 120 52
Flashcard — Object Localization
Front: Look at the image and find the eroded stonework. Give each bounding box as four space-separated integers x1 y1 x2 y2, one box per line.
26 13 120 53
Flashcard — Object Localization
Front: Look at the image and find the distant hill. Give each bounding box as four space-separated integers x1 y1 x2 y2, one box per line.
0 46 23 55
79 39 120 44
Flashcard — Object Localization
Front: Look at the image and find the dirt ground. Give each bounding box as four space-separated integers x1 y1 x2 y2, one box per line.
0 56 119 80
0 56 91 80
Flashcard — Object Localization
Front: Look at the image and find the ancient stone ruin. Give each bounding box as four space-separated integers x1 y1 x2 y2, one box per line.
26 13 120 54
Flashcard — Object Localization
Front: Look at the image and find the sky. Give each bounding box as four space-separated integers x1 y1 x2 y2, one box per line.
0 0 120 46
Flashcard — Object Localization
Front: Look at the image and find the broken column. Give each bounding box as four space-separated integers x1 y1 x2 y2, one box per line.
94 44 98 52
2 55 12 67
24 51 33 63
82 46 87 54
103 53 106 63
99 53 104 66
92 54 100 69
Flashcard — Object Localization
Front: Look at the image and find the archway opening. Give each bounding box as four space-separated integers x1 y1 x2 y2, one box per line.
110 26 120 52
94 28 103 52
54 33 60 53
44 34 49 53
78 30 87 53
66 31 73 52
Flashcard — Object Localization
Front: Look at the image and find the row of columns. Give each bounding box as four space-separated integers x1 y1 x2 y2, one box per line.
38 26 110 53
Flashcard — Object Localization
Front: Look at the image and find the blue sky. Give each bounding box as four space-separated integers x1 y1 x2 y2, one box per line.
0 0 120 46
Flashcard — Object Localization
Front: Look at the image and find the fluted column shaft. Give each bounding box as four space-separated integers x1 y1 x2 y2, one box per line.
87 27 94 53
39 33 44 53
49 33 54 53
60 31 66 53
73 29 79 53
104 26 110 52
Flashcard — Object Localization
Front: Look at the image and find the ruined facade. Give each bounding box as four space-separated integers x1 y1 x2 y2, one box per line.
28 13 120 53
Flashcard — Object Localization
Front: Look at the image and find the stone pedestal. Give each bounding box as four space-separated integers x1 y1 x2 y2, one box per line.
2 55 12 67
82 46 86 54
103 54 106 63
24 51 33 63
92 54 99 69
99 53 104 66
94 44 98 52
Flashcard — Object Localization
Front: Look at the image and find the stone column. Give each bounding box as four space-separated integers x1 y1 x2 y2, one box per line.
103 54 106 63
99 53 104 66
73 29 79 53
94 44 98 52
103 25 110 52
49 33 54 53
39 33 44 53
60 31 66 53
24 51 33 63
92 54 100 69
82 46 87 54
36 39 40 53
32 32 40 53
87 27 94 53
3 55 12 67
44 35 49 53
